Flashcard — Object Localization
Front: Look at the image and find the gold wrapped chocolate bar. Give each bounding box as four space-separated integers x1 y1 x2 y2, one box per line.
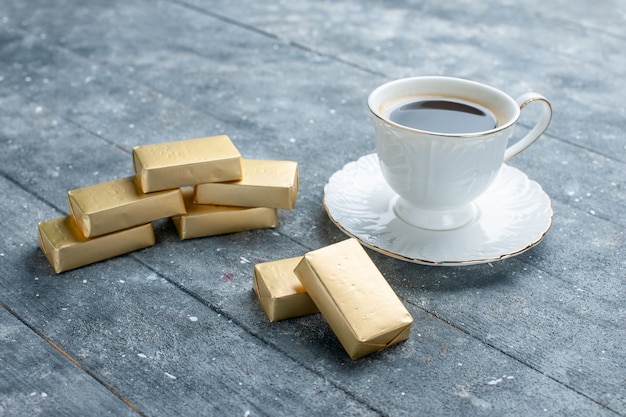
172 188 278 239
68 176 186 238
133 135 243 193
194 159 298 209
38 216 155 274
253 256 319 322
294 238 413 359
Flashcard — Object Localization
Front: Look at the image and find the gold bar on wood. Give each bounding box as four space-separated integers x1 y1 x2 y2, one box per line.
68 176 185 238
253 256 319 322
133 135 242 193
172 188 278 239
194 159 298 209
38 216 155 274
294 238 413 359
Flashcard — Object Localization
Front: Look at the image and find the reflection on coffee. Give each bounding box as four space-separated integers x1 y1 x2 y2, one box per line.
389 99 496 134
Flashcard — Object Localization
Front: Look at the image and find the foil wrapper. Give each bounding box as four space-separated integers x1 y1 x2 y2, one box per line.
133 135 243 193
194 159 298 209
253 256 319 322
172 188 278 239
68 176 186 238
294 238 413 359
38 216 155 274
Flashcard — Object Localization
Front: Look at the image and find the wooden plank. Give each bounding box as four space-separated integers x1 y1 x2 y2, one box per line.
178 0 626 160
0 307 139 416
135 224 620 416
0 175 381 416
0 0 624 415
373 203 626 413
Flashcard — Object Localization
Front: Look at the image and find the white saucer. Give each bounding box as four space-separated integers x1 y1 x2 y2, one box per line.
323 154 553 266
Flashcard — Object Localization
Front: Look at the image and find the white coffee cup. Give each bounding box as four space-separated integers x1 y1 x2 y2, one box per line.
368 76 552 230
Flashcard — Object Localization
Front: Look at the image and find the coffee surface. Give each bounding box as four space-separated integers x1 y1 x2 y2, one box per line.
389 99 496 134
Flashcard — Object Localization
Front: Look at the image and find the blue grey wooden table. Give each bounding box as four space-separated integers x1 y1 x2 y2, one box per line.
1 1 624 416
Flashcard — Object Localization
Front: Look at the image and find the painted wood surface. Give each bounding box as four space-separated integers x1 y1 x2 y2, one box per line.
1 1 624 415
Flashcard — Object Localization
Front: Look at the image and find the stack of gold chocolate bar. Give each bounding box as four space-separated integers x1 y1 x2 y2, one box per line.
253 238 414 359
38 135 298 273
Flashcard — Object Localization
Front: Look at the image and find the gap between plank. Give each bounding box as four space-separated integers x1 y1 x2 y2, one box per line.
0 301 148 417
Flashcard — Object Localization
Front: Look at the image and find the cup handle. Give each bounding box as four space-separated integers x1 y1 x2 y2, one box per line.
504 93 553 162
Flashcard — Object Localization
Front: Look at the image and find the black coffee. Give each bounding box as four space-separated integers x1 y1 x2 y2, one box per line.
389 99 496 134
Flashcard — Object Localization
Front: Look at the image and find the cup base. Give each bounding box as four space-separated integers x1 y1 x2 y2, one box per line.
393 196 477 231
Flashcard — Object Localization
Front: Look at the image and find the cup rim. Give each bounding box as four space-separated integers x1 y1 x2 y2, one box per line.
367 76 521 138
